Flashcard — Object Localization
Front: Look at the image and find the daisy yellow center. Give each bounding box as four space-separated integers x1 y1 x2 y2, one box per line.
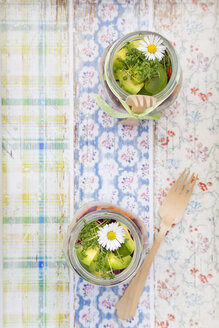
107 231 116 240
148 44 157 53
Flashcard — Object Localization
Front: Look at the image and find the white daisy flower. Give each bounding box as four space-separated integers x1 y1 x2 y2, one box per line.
97 222 126 251
137 35 166 61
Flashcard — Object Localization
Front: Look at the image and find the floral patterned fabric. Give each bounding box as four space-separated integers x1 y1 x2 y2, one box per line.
72 1 155 327
153 1 219 327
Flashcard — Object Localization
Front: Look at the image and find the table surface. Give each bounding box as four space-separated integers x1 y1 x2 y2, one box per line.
1 0 219 328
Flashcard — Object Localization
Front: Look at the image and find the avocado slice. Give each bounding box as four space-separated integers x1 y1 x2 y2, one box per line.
117 223 135 257
117 70 144 94
126 39 141 50
106 253 132 270
113 47 128 71
76 247 99 267
143 64 168 95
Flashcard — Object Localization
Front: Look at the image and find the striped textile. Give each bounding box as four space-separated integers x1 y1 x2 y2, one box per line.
1 1 70 327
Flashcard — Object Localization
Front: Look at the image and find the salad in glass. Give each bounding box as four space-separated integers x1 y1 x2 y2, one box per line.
64 203 147 286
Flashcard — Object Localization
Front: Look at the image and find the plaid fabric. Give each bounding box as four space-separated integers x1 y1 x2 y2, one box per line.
1 1 70 327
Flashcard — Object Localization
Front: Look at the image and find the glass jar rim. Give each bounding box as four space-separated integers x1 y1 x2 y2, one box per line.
64 209 146 286
105 30 179 104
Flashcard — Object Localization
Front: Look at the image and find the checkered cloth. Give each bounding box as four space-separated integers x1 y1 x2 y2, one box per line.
1 1 70 327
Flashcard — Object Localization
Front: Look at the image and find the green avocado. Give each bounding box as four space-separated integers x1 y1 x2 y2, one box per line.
117 70 144 94
106 253 132 270
143 64 168 95
117 223 135 257
76 247 99 267
126 39 141 50
113 47 128 71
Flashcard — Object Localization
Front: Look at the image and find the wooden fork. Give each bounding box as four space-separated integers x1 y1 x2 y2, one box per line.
126 95 156 114
116 169 198 320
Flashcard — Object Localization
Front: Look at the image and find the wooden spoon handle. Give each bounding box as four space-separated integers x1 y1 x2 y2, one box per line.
116 223 169 320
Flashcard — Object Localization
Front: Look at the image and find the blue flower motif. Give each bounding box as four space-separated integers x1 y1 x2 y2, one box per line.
186 111 202 124
185 20 203 34
186 200 201 215
165 249 179 263
184 292 201 308
165 159 180 169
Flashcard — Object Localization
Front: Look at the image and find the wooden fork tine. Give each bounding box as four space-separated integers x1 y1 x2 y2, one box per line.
139 96 144 108
136 96 141 108
186 175 198 198
182 173 195 195
126 96 137 108
178 170 190 193
168 169 187 193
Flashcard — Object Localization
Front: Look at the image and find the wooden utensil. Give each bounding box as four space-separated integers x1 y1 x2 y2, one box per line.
119 95 156 126
126 95 156 114
116 169 198 320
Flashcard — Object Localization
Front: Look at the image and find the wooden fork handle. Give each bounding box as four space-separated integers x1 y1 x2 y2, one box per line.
116 222 170 320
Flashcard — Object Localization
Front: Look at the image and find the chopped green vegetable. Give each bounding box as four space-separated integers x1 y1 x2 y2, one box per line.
113 38 171 96
75 219 135 279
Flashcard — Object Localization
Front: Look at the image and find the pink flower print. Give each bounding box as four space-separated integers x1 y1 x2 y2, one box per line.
98 132 115 153
99 292 117 314
121 196 137 213
198 274 209 284
163 101 180 119
187 53 210 72
78 16 98 34
137 132 150 152
118 145 137 167
189 318 199 327
198 181 208 191
98 84 106 99
98 159 118 179
79 118 98 140
159 136 170 146
99 319 119 328
98 26 118 48
139 297 150 310
118 124 138 140
156 188 168 205
191 87 199 95
78 282 99 299
79 305 99 326
98 4 118 21
79 40 98 61
198 91 212 102
80 93 98 114
138 186 150 205
167 130 175 137
157 280 179 302
98 186 118 203
79 172 99 194
138 162 149 180
190 45 199 53
80 146 99 167
186 142 209 162
118 172 138 194
155 320 170 328
98 111 115 128
190 268 199 275
186 233 209 254
117 12 138 33
200 2 213 11
79 66 98 88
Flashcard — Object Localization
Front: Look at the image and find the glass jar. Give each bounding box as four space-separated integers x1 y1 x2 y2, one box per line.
99 30 182 115
64 202 148 286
